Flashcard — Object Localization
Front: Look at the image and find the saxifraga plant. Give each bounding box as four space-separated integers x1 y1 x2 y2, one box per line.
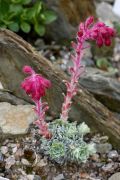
21 16 115 164
0 0 57 36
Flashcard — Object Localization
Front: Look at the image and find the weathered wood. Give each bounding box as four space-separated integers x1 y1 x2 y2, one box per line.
0 29 120 147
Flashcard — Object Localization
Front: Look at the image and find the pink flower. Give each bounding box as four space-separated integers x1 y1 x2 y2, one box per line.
21 66 51 101
78 16 115 47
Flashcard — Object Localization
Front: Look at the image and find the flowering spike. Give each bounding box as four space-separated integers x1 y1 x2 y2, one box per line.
21 66 51 138
60 16 115 121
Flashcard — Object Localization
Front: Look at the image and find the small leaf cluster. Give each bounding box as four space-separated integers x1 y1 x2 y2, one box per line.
40 119 96 164
0 0 57 36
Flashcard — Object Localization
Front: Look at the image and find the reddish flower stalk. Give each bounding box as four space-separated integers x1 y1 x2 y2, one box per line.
60 16 115 121
21 66 51 138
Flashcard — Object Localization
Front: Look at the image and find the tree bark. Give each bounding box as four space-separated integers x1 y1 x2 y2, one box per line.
0 29 120 147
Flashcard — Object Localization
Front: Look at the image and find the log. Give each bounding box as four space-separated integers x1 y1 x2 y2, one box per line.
0 29 120 147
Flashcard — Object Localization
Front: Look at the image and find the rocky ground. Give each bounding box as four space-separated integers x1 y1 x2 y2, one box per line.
0 122 120 180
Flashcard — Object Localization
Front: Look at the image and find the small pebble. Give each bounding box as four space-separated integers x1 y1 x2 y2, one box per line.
91 154 100 162
53 174 65 180
12 146 18 154
96 143 112 154
108 150 119 159
21 158 31 166
1 146 8 155
27 175 41 180
102 163 114 173
5 156 15 169
36 158 47 167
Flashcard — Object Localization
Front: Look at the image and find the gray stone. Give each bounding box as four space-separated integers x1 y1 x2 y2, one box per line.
0 177 9 180
96 2 120 23
108 150 119 159
0 102 36 136
109 172 120 180
80 68 120 112
33 175 41 180
53 174 65 180
96 143 112 154
0 146 8 155
27 175 41 180
102 163 114 173
5 155 15 169
0 89 28 105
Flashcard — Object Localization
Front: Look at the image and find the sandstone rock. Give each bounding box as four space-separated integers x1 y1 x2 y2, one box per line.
80 68 120 112
0 102 36 136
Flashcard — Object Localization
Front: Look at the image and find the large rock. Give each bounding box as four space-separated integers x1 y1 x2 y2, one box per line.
96 2 120 23
44 0 96 41
109 172 120 180
0 102 35 137
80 68 120 112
